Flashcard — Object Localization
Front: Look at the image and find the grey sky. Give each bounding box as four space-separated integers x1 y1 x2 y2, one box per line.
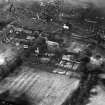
63 0 105 7
1 0 105 8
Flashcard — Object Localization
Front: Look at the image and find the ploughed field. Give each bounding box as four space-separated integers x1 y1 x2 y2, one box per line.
0 66 79 105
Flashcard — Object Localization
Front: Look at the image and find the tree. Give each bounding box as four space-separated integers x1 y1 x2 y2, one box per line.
29 1 41 19
41 3 59 22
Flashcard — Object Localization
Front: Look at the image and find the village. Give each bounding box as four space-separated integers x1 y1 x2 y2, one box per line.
0 0 104 105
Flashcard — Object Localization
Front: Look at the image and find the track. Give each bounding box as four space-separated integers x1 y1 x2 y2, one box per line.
71 33 97 44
